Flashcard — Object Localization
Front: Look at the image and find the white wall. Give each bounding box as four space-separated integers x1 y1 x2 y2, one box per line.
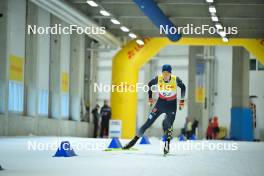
213 46 233 131
136 66 149 130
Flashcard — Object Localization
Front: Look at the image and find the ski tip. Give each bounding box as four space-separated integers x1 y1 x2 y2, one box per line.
104 147 138 152
104 148 122 151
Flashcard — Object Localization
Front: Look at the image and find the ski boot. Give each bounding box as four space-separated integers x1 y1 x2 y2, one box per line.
123 136 139 150
163 127 173 156
164 140 170 155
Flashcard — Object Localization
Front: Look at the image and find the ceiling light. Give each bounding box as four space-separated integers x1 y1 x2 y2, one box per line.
136 39 144 45
86 1 98 7
215 23 223 30
206 0 214 3
222 37 229 42
129 33 137 39
100 10 110 16
211 15 219 22
209 6 216 13
218 30 226 37
120 26 130 32
111 19 120 25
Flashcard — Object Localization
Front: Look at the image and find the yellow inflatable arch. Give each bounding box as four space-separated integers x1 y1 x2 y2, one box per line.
111 37 264 139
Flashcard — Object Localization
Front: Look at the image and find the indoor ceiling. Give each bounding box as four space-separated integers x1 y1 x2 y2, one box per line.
66 0 264 39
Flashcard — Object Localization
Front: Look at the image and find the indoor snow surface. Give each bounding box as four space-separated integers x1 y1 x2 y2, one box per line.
0 137 263 176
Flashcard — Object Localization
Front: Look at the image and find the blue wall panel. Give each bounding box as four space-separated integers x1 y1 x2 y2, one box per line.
230 107 253 141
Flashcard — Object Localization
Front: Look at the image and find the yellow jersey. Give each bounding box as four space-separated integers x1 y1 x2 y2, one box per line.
158 75 177 100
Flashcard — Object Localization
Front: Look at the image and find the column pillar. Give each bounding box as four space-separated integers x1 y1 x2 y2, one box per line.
188 46 204 139
50 16 70 119
230 47 252 141
69 33 85 121
0 0 8 115
25 3 50 117
89 42 99 111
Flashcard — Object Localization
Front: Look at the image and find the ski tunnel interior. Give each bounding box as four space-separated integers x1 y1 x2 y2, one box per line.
111 37 264 139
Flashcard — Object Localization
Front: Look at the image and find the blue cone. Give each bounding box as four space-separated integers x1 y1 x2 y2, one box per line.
139 136 150 144
189 134 197 140
162 135 166 142
53 141 77 157
178 134 186 141
108 137 122 149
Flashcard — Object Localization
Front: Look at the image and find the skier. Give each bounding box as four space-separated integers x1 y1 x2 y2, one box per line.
123 64 186 155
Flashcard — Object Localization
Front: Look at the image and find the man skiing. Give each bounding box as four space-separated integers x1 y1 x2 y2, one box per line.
123 64 186 155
